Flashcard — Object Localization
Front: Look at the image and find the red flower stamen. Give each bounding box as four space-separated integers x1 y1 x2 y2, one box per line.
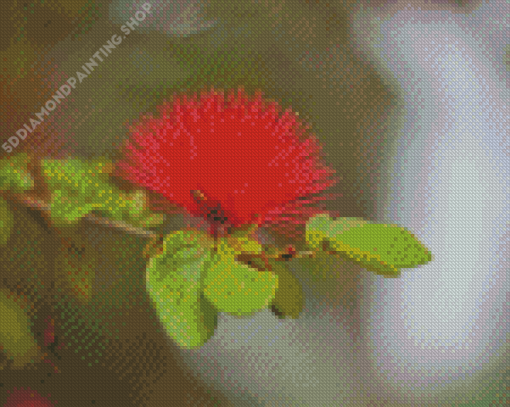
115 87 338 235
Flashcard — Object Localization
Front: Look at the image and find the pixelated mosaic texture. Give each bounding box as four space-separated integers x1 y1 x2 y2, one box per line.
1 0 508 406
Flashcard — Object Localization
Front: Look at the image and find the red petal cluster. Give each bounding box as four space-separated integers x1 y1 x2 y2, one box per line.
116 88 337 232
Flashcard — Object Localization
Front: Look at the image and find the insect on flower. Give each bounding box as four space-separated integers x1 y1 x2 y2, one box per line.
190 189 232 239
190 190 229 224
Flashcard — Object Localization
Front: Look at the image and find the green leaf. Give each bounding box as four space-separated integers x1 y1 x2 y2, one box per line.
202 239 278 316
268 260 303 319
41 158 147 225
0 153 34 192
146 230 218 349
48 189 99 225
0 197 14 245
0 289 41 369
306 214 433 276
121 191 165 229
306 216 370 250
225 228 264 256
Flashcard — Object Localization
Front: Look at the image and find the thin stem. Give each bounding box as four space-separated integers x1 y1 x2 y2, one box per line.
0 191 317 260
1 192 157 238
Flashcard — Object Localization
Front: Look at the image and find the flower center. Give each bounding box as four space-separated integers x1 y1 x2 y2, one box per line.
191 190 229 225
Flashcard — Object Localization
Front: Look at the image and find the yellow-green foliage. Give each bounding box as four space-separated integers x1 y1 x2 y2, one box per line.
268 260 303 319
306 215 432 277
40 157 164 228
0 153 34 192
0 289 40 369
202 239 278 317
146 230 218 349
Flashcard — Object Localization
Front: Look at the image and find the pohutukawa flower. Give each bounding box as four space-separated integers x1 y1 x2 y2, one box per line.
115 87 338 237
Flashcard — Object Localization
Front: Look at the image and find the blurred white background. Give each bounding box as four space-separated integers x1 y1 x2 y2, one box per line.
177 1 509 405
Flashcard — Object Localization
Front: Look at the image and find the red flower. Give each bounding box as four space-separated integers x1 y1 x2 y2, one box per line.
116 87 337 236
4 388 55 407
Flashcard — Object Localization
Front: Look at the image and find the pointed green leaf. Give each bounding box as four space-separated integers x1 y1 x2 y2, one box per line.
306 214 433 276
0 197 14 245
268 260 303 319
202 240 278 316
0 153 34 192
146 230 218 349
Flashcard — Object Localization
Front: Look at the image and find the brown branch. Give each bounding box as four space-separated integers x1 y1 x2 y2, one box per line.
0 192 318 259
1 192 158 239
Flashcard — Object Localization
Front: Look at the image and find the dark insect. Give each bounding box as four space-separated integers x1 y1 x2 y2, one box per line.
190 190 229 225
191 190 231 239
